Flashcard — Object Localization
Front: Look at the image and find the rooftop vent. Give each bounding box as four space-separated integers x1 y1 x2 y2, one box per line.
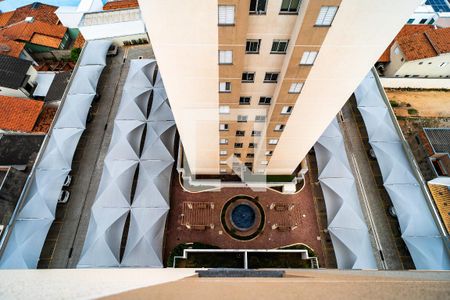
0 44 11 53
25 17 34 23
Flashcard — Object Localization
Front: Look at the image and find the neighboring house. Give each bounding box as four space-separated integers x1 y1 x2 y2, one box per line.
378 26 450 78
0 95 44 133
422 128 450 177
103 0 139 11
427 177 450 235
0 55 37 97
409 0 450 27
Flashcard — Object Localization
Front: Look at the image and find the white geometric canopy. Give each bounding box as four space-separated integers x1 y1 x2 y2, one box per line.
78 59 175 268
0 39 111 269
315 119 377 270
355 70 450 270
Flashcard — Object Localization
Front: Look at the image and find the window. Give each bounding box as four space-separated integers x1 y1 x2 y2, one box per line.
255 115 266 122
220 123 229 131
289 82 303 93
269 139 278 145
219 105 230 114
234 153 241 158
218 5 235 25
274 124 285 131
237 115 248 122
259 97 272 105
440 62 449 67
429 18 435 24
261 161 269 165
419 18 427 24
281 106 293 114
242 72 255 82
394 46 400 55
246 39 261 54
264 72 279 82
234 142 243 148
300 51 318 65
236 130 245 136
265 150 273 156
220 150 228 156
247 153 255 158
249 0 267 14
407 18 414 24
280 0 300 13
315 6 338 26
271 40 289 54
251 130 262 137
239 96 251 105
219 82 231 93
249 143 257 148
220 160 227 165
220 168 227 173
219 50 233 64
220 138 228 145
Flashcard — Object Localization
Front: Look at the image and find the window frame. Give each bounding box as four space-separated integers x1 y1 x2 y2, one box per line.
281 106 293 115
236 130 245 137
237 115 248 123
271 39 289 54
274 124 285 131
219 123 229 131
234 142 243 148
264 72 279 83
220 138 229 145
239 96 251 105
242 72 255 83
219 81 231 93
246 39 261 54
219 105 230 114
268 139 279 145
289 82 303 94
251 130 262 137
315 6 338 26
255 115 266 122
249 0 268 15
220 150 228 156
218 50 233 65
258 97 272 105
300 51 318 65
280 0 301 14
218 5 235 25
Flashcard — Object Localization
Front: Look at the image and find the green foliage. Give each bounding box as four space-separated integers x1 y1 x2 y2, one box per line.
389 100 399 108
70 48 81 62
408 108 418 115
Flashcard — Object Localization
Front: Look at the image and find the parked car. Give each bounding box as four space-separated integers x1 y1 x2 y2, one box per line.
58 190 70 204
107 44 118 57
388 206 397 218
63 175 72 187
368 148 376 160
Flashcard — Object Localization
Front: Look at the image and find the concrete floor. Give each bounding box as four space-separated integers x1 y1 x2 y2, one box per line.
39 45 155 269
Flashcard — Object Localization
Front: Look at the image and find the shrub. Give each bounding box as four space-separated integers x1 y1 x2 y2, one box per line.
70 48 81 62
389 100 399 107
408 108 418 115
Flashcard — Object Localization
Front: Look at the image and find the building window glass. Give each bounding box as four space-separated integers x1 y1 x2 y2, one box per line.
242 72 255 82
220 123 229 131
219 82 231 93
246 39 261 54
234 153 241 158
220 150 228 156
249 143 257 148
271 40 289 54
274 124 285 131
265 150 273 156
236 130 245 136
249 0 267 14
218 5 235 25
237 115 248 122
247 153 255 158
219 50 233 64
281 106 293 114
280 0 301 13
289 82 303 93
419 18 427 24
220 138 228 145
264 72 279 82
234 142 243 148
407 18 415 24
219 105 230 114
251 130 262 136
315 6 338 26
300 51 318 65
255 115 266 122
268 139 278 145
259 97 272 105
239 96 251 105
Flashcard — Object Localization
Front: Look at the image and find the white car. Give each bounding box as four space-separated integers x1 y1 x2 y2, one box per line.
63 175 72 187
58 190 70 204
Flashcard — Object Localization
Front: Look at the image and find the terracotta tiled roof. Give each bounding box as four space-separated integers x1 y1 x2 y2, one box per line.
0 96 44 133
397 26 450 61
378 25 434 63
6 3 59 26
103 0 139 10
0 20 66 49
0 37 25 58
0 11 14 27
30 33 62 48
73 32 85 49
32 105 57 133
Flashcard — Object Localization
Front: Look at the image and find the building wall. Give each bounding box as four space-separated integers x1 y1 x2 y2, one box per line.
389 53 450 78
0 87 29 98
139 0 423 176
428 182 450 235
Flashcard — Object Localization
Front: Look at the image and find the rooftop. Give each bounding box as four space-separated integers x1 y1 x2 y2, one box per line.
44 71 71 102
0 133 44 166
0 54 32 89
423 128 450 154
103 0 139 11
397 26 450 61
0 37 25 58
0 96 44 132
0 11 14 27
80 8 141 27
3 2 59 26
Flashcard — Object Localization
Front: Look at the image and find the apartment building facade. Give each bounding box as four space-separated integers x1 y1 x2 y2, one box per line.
139 0 422 176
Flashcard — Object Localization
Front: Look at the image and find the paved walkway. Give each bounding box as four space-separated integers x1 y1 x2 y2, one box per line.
339 99 403 270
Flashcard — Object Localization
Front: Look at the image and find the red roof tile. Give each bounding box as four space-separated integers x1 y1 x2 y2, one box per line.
0 37 25 58
6 3 59 26
103 0 139 10
0 96 44 132
0 20 66 48
378 25 434 63
32 105 56 133
0 11 14 27
426 27 450 55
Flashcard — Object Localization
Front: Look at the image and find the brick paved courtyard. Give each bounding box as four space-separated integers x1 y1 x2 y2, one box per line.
164 173 327 267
